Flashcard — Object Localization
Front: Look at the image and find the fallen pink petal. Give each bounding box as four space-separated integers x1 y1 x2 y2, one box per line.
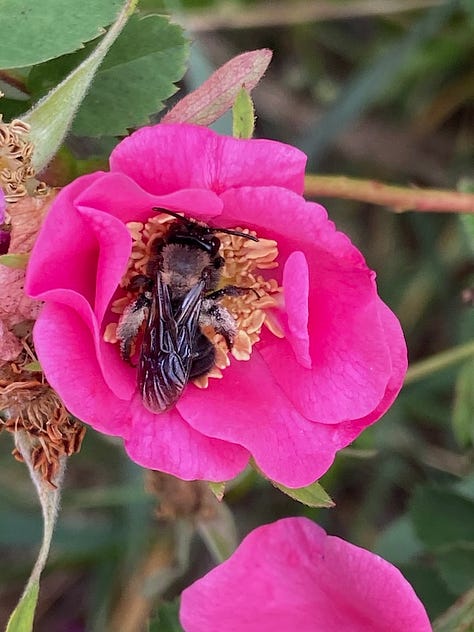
180 517 432 632
26 123 407 485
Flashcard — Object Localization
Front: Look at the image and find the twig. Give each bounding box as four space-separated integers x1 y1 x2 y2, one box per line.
183 0 443 31
304 175 474 213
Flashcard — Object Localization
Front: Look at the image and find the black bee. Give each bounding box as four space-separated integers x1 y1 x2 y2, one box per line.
116 209 258 413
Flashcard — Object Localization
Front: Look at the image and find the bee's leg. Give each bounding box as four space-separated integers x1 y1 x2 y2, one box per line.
189 333 216 378
126 274 153 293
200 299 237 350
206 285 260 300
116 292 151 363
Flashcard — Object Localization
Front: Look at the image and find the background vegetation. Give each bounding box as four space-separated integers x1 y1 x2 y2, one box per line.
1 1 473 630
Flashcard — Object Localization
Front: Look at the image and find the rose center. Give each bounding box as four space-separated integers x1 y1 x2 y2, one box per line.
103 211 284 388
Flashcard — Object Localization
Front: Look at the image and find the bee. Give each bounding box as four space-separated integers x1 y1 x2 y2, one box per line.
116 209 259 413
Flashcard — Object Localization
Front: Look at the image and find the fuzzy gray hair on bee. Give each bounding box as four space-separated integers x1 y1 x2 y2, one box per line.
116 209 259 413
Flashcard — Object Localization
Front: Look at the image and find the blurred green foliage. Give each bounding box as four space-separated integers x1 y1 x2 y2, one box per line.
1 0 473 630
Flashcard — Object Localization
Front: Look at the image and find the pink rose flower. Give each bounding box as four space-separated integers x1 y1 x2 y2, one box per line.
180 517 431 632
25 123 406 485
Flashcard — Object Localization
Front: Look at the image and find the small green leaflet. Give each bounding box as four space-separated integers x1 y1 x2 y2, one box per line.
0 253 29 269
273 480 335 508
5 581 39 632
232 88 255 139
452 359 474 447
208 481 225 501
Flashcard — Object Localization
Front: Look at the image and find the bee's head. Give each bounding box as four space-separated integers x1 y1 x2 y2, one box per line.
152 208 258 256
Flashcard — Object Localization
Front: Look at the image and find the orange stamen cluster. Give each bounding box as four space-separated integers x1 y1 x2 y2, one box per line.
104 212 284 387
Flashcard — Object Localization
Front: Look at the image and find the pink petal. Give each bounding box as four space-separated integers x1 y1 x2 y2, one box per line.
0 187 5 222
110 123 306 196
33 302 131 436
282 251 311 369
180 517 431 632
74 171 223 224
126 397 250 482
177 352 340 487
34 303 250 481
25 173 106 307
219 186 406 422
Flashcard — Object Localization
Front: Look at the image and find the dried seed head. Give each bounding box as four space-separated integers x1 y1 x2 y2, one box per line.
105 212 284 387
0 349 85 487
0 115 47 202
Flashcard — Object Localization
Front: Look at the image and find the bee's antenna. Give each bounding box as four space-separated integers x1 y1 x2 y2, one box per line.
153 208 191 224
152 208 258 242
213 227 259 242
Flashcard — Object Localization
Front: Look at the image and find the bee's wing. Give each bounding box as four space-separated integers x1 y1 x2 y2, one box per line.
138 274 204 413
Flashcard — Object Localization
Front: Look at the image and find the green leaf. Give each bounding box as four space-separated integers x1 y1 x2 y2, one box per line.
208 481 225 502
232 87 255 139
435 546 474 596
410 486 474 550
452 359 474 447
5 581 39 632
0 253 29 269
163 48 272 126
149 601 184 632
459 214 474 254
0 0 123 68
374 515 423 565
273 480 335 508
23 361 41 372
71 14 189 137
23 0 138 171
400 563 454 620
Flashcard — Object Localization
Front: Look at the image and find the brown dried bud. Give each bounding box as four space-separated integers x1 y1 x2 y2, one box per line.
0 358 86 487
146 471 218 522
0 116 47 202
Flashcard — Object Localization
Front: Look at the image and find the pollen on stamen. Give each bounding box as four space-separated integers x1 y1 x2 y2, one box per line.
103 213 284 387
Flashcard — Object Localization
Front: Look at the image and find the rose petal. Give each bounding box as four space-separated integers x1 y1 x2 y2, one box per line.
282 251 311 369
0 188 5 222
126 397 250 482
74 171 223 224
219 186 400 422
34 302 250 481
110 124 306 196
178 352 340 487
25 173 106 306
180 517 431 632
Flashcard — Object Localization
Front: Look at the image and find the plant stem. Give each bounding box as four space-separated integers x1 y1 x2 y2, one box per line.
304 175 474 213
405 340 474 384
183 0 443 31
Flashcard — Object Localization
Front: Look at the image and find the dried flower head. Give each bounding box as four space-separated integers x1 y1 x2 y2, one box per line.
0 116 47 202
0 344 86 487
